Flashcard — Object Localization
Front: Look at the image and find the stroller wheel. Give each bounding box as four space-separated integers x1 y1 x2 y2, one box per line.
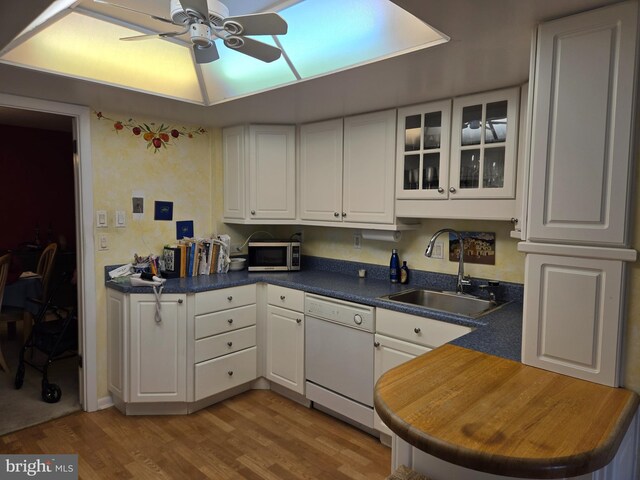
14 363 25 389
42 383 62 403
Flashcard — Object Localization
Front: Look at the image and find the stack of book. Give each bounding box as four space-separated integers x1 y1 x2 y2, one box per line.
162 236 228 278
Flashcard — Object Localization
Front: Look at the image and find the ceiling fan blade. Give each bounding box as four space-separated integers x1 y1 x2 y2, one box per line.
224 36 282 63
223 13 288 36
92 0 176 25
193 43 220 64
120 29 188 41
179 0 210 21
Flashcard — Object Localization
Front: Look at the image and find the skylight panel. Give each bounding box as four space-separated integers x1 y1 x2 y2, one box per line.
2 12 203 104
277 0 448 79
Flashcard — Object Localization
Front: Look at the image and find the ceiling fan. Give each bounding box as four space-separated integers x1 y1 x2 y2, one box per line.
93 0 288 64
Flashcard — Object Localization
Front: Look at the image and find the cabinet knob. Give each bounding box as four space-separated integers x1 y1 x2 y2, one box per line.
177 299 183 304
437 187 444 194
334 212 339 217
251 210 256 215
449 187 456 194
228 371 233 376
414 327 421 334
227 318 233 324
296 318 302 324
280 295 286 300
227 296 233 301
227 341 233 347
374 341 380 348
341 212 347 217
511 218 519 225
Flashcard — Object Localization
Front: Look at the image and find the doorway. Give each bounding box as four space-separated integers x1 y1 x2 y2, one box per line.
0 93 98 423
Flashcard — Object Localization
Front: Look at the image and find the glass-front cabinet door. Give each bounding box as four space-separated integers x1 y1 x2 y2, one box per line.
450 87 520 199
396 99 451 199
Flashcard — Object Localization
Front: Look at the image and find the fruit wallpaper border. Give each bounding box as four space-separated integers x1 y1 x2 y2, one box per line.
94 111 206 152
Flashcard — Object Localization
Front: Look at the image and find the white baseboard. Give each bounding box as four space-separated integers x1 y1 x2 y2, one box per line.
97 395 114 410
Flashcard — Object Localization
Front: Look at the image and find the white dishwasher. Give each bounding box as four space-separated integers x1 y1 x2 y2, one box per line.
305 293 376 430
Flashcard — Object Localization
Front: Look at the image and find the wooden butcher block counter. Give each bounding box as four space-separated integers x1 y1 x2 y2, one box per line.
374 344 639 479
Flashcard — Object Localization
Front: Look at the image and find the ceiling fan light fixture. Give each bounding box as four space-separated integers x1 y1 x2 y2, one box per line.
190 22 212 46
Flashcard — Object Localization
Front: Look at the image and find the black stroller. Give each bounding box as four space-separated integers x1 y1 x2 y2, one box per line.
14 271 78 403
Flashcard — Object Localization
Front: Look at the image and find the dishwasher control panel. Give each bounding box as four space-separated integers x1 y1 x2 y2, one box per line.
305 293 375 332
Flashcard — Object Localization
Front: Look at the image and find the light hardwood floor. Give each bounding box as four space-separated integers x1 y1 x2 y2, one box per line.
1 389 391 479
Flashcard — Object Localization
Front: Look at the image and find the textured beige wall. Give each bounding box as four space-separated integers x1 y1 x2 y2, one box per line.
91 111 213 398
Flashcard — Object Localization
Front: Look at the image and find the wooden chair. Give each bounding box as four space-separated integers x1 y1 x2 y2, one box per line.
0 243 58 345
0 254 11 372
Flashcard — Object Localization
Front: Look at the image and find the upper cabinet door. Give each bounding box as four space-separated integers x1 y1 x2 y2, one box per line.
299 119 344 222
343 110 397 224
396 100 451 200
248 125 296 220
527 1 638 246
222 126 246 219
450 86 520 199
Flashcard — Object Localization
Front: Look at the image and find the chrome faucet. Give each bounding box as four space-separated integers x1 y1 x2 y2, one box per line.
425 228 471 295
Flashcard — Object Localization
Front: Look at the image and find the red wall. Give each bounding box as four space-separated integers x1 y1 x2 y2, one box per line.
0 124 75 252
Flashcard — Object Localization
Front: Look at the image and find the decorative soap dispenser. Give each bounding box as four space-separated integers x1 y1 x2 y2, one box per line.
400 261 410 285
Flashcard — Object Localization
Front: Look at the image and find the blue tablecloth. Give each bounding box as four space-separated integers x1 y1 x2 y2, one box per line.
2 276 43 315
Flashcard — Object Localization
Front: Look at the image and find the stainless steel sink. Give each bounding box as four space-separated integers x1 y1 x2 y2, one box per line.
379 289 505 318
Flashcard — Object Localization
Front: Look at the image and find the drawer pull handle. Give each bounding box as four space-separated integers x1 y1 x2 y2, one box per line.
374 341 380 347
228 371 233 376
227 318 233 324
227 341 233 347
414 327 421 334
227 296 233 301
280 295 286 300
177 299 183 304
296 318 302 324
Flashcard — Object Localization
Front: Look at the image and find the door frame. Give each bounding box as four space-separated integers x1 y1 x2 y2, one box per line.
0 92 98 412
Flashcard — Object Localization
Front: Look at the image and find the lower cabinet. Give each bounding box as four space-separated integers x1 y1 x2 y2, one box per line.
265 285 305 395
192 285 258 401
374 308 472 436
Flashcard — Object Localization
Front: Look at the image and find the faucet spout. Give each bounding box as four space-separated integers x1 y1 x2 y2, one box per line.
425 228 471 295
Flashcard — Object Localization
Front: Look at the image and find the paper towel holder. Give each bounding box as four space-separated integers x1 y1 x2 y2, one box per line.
361 230 402 242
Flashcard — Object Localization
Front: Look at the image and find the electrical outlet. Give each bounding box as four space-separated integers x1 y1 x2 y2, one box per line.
432 241 444 259
353 233 362 249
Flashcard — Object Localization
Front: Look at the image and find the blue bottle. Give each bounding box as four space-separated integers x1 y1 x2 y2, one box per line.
390 249 400 283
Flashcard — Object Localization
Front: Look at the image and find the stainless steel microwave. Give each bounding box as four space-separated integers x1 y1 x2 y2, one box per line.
248 241 301 271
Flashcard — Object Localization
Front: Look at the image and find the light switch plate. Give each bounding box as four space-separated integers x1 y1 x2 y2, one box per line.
353 233 362 249
115 210 126 227
99 234 108 250
96 210 107 228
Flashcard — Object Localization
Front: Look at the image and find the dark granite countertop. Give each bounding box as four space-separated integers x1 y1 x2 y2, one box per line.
106 258 523 362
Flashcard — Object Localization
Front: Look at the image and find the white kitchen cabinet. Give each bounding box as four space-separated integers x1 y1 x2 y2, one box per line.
193 285 257 401
450 87 519 199
374 309 472 436
519 1 639 386
521 253 625 387
395 99 452 200
222 124 296 223
266 286 305 394
298 110 399 227
395 87 521 220
526 1 638 246
129 293 187 403
299 118 344 222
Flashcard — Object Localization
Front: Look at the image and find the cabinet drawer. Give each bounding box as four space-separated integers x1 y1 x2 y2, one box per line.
195 347 257 400
267 285 304 312
195 325 256 363
377 308 472 349
194 285 256 316
195 304 256 339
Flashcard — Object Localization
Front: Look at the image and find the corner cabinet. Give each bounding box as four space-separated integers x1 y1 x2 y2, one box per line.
223 124 296 224
395 86 521 220
299 110 405 228
107 290 188 406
